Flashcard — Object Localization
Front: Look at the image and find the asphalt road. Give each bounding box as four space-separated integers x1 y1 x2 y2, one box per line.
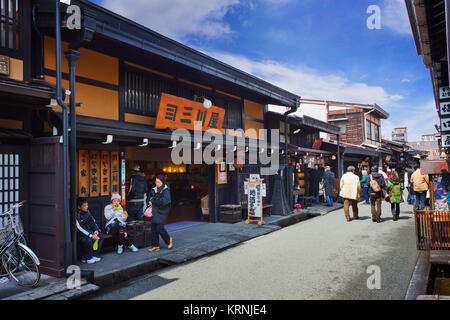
88 200 419 300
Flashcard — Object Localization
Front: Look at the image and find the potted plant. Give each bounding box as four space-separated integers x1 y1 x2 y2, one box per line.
294 204 302 212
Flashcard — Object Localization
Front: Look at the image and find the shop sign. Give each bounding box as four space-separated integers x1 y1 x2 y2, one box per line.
155 93 226 131
78 150 90 197
439 102 450 117
312 139 323 150
121 159 126 204
442 134 450 148
89 151 100 197
216 161 227 184
110 152 120 194
441 118 450 133
246 176 266 226
439 87 450 100
0 55 10 76
100 151 110 196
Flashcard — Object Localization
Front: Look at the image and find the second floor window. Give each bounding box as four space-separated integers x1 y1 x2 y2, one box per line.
0 0 20 53
366 119 380 142
366 120 372 140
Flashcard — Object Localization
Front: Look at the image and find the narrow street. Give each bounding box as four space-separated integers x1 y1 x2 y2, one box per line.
88 201 419 300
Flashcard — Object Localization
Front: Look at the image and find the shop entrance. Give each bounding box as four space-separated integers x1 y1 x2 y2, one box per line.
124 147 210 224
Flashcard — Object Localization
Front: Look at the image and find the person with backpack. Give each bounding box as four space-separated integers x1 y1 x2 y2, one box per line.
127 164 148 221
386 171 405 221
369 166 386 223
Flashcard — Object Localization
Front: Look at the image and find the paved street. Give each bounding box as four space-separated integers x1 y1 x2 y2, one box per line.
88 201 419 300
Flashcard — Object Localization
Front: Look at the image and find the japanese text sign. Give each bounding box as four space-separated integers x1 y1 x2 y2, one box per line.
155 93 226 131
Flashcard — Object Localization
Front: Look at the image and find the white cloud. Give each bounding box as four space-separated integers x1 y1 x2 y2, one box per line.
100 0 241 40
382 0 412 35
202 50 404 107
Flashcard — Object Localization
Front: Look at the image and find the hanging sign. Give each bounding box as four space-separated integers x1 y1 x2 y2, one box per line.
440 102 450 117
155 93 226 131
442 134 450 148
440 87 450 100
100 151 110 196
441 118 450 133
78 150 90 197
89 151 100 197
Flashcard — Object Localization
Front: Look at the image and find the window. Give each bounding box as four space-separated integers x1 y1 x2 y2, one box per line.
375 124 379 142
214 96 243 129
122 67 173 117
0 0 20 53
366 120 372 140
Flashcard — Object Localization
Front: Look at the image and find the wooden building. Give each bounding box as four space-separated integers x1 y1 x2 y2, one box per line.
0 0 300 276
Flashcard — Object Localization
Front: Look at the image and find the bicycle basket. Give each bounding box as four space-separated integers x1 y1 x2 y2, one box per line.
0 212 23 241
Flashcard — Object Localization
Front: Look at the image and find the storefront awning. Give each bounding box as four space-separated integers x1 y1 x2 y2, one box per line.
344 146 379 157
288 144 333 156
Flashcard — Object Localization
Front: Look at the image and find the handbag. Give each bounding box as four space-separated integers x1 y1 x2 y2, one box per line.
385 185 395 203
144 205 152 218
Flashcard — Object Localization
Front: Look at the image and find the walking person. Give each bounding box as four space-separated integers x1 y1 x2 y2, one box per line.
148 175 173 252
104 193 139 255
386 171 405 221
127 165 148 221
309 165 322 204
324 166 336 207
407 166 415 205
369 166 386 223
339 166 361 222
411 164 430 211
360 170 370 204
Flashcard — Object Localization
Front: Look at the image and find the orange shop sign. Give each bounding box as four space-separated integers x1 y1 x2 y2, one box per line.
155 93 226 131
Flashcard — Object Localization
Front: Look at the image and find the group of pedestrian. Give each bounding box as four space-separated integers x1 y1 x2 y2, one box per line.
339 164 430 223
307 165 336 207
76 173 174 264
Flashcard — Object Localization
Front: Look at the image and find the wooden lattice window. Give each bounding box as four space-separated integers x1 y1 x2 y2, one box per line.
0 0 20 53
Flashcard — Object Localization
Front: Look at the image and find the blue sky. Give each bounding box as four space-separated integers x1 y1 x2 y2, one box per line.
90 0 435 141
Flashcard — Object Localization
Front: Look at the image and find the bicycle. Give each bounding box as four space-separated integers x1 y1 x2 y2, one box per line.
0 201 40 287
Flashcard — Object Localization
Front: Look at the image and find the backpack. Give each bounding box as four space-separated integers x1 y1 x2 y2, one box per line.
369 175 381 193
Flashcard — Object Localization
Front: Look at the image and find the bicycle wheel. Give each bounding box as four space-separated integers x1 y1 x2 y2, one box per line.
2 244 40 287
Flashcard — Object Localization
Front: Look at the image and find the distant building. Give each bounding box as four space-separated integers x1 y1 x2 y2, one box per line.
407 134 441 160
392 127 407 143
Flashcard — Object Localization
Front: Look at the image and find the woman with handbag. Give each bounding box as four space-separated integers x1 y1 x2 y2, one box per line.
147 175 173 252
385 171 405 221
104 193 139 254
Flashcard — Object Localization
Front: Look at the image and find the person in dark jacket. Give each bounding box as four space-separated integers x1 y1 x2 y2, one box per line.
309 165 322 204
127 165 148 221
323 166 335 206
407 167 415 204
76 197 104 264
369 166 386 223
147 175 173 252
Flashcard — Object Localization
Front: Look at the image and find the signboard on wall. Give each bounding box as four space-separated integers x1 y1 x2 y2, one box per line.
78 150 90 197
155 93 226 131
442 134 450 148
89 151 100 197
101 151 110 196
110 152 120 194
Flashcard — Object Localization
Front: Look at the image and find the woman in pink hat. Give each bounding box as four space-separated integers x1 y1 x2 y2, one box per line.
104 193 139 255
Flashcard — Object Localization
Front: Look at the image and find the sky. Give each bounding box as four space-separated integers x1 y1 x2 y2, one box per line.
90 0 436 142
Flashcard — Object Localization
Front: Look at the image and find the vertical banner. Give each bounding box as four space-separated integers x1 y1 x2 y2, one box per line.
121 159 126 206
101 151 110 196
78 150 90 197
110 152 120 195
89 151 100 197
216 161 227 184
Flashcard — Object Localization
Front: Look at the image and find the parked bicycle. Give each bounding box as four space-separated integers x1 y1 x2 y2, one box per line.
0 201 40 287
